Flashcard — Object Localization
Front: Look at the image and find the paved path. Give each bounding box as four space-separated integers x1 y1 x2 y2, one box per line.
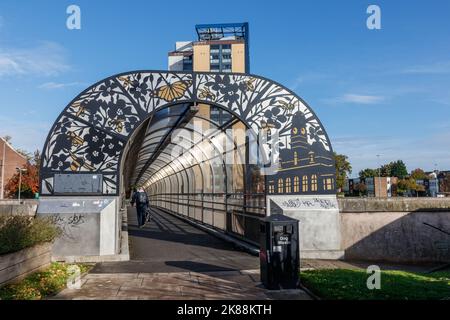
92 207 260 273
55 207 310 300
55 269 310 300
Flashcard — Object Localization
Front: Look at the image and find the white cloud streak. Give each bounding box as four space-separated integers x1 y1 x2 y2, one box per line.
38 81 87 90
402 61 450 75
323 94 385 105
0 41 70 77
340 94 384 104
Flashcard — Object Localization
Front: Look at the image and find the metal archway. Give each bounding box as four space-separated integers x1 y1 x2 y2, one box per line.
40 71 336 198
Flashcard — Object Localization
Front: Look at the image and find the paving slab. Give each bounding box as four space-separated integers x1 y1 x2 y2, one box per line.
52 207 311 300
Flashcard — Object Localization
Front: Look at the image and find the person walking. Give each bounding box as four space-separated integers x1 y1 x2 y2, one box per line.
131 186 149 228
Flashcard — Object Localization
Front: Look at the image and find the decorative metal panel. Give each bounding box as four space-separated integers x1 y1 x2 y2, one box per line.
40 71 335 196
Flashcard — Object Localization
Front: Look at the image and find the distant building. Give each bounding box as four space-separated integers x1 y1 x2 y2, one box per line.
344 177 397 197
168 23 249 73
0 137 28 199
416 179 440 197
167 23 250 196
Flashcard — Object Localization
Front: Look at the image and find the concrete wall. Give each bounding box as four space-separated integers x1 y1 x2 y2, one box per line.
339 198 450 263
339 198 450 212
268 195 344 260
0 242 52 286
37 197 120 261
231 43 245 73
0 200 38 216
193 44 210 71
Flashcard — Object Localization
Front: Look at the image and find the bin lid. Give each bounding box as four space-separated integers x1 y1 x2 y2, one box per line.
263 214 299 223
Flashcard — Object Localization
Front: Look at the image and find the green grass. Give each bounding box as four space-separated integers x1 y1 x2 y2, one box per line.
301 269 450 300
0 262 91 300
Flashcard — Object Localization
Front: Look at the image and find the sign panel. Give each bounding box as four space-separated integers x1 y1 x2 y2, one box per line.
54 174 103 195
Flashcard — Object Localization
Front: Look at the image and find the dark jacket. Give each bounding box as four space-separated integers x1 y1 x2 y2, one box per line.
131 191 149 207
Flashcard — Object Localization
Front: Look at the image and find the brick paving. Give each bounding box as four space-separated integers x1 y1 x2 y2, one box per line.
54 270 311 300
52 207 310 300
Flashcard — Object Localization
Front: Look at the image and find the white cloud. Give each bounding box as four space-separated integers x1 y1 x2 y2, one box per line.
38 81 87 90
402 61 450 75
323 94 385 105
341 94 384 104
0 41 70 77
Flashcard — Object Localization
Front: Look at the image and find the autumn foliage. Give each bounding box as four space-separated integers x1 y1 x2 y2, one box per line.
4 161 39 199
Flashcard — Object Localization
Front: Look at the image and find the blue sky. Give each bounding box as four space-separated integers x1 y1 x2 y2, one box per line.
0 0 449 176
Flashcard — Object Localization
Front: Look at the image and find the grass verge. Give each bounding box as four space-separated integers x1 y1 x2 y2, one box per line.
0 262 91 300
301 268 450 300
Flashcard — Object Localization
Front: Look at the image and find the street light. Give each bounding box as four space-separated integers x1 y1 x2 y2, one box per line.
16 167 27 203
1 140 5 200
376 154 381 198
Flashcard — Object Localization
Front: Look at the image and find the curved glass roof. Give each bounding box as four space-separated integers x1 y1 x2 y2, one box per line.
128 103 247 192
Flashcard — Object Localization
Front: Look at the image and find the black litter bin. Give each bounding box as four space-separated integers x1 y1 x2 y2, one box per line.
259 214 300 290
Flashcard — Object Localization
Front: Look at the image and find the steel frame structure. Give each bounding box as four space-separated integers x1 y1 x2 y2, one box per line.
40 70 336 241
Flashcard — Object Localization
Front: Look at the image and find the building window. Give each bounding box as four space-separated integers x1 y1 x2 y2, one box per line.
302 176 308 192
209 44 234 73
311 174 318 191
324 178 334 191
294 151 298 166
309 152 315 164
294 176 300 193
269 184 275 194
285 178 292 193
278 178 284 193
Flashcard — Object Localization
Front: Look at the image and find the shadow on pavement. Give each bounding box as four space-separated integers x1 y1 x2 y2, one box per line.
165 260 239 273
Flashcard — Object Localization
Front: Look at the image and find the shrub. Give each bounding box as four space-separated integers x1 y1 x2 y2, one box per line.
0 215 61 255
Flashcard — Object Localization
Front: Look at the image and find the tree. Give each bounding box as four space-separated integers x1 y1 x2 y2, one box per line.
2 135 12 143
359 168 377 179
334 152 352 192
354 183 367 196
31 150 41 167
379 163 392 177
410 168 427 180
4 153 40 199
409 179 426 197
439 173 450 193
397 177 425 197
397 179 409 195
390 160 408 179
16 149 32 161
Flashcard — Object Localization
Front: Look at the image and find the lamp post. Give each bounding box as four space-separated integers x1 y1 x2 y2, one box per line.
376 154 381 198
16 167 27 203
1 140 5 200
